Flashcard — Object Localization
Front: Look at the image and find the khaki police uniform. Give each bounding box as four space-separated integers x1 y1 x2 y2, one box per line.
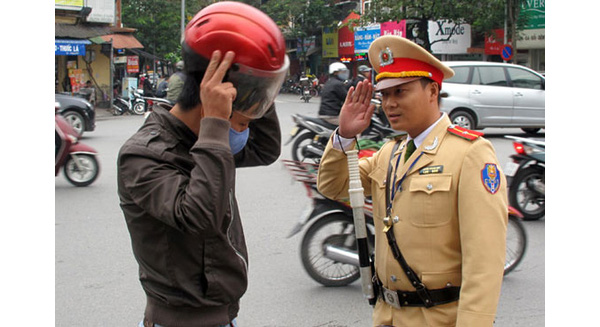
316 35 508 327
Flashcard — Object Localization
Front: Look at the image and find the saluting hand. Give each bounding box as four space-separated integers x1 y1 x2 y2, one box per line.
200 50 237 120
338 80 376 138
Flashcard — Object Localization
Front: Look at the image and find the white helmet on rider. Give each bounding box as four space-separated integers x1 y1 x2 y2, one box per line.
329 62 348 75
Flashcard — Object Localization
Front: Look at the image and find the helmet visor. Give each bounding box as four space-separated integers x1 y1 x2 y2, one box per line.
228 55 290 119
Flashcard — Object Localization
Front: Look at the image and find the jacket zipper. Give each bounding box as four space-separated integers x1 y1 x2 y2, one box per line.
228 189 248 271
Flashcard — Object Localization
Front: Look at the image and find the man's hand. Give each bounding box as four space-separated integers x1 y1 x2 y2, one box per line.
200 50 237 120
338 80 375 138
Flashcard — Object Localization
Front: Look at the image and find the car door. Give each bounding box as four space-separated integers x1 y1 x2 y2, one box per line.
469 66 513 126
506 67 545 127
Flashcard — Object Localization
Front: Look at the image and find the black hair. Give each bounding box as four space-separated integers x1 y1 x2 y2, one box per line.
177 43 211 111
419 78 441 104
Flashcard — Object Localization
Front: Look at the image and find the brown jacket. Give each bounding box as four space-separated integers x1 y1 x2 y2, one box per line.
117 105 280 326
317 115 507 327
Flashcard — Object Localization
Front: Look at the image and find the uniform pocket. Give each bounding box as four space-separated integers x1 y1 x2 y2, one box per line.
406 174 453 227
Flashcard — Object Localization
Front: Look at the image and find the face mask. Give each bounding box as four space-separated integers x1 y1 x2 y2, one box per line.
337 71 350 81
229 127 250 155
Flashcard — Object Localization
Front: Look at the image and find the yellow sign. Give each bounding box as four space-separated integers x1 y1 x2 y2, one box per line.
322 27 338 58
55 0 84 10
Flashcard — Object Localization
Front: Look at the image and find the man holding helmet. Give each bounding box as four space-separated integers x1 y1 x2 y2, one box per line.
318 62 350 125
117 2 288 326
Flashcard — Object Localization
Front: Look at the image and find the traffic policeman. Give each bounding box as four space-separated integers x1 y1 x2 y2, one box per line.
316 35 508 326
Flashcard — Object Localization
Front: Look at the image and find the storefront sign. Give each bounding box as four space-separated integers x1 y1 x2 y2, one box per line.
485 29 506 55
518 28 545 49
126 56 139 74
429 21 471 54
522 0 545 29
322 27 339 58
55 40 89 56
354 24 380 54
86 0 116 24
381 21 406 37
338 12 360 56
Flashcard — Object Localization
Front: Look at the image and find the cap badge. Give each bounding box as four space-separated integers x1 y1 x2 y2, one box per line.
380 47 394 67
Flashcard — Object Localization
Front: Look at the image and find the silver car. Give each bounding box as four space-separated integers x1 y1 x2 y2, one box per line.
440 61 545 134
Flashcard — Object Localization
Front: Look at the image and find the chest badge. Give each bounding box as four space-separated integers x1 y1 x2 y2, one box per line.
419 165 443 175
481 163 501 194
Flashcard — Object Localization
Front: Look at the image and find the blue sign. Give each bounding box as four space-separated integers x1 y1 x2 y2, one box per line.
354 25 380 54
55 39 90 56
501 45 513 61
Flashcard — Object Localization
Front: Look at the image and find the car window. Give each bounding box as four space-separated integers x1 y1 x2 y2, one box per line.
473 66 508 87
506 67 543 89
445 66 470 84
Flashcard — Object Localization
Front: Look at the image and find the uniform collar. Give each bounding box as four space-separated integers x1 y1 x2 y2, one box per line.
406 113 445 149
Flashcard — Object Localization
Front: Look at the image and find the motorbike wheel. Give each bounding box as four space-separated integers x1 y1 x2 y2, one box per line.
62 111 85 138
301 213 369 287
509 166 545 220
63 154 100 187
291 132 319 163
112 102 126 116
504 215 528 275
132 102 146 115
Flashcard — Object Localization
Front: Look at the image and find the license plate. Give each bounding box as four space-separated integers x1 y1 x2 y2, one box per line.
290 126 299 137
504 162 519 177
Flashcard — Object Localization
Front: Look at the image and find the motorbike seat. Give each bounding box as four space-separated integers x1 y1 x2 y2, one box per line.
298 114 338 130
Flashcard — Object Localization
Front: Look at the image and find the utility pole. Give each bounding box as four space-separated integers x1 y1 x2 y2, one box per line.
181 0 185 44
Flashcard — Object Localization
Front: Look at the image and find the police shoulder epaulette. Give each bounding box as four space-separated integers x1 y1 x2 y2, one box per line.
447 125 484 141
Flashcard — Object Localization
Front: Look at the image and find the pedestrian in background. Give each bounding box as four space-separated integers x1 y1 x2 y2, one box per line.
317 35 508 327
155 74 169 98
166 61 186 102
351 64 372 89
318 62 350 125
117 2 288 326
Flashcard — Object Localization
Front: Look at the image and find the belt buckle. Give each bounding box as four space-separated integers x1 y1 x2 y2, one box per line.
382 287 401 309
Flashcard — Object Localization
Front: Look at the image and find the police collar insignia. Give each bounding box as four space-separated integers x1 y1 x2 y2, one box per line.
481 163 500 194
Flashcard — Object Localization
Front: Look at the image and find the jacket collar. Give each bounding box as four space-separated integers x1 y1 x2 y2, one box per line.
147 106 198 149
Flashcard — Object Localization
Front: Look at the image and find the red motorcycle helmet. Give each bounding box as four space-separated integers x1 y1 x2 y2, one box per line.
184 1 289 118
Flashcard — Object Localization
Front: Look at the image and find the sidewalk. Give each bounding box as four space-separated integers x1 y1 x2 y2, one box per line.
95 106 114 119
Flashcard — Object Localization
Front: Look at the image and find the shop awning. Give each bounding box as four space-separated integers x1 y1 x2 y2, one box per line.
129 48 162 61
97 34 144 49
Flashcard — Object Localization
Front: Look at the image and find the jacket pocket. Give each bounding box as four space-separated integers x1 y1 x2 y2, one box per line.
368 166 387 221
203 237 248 304
406 174 453 227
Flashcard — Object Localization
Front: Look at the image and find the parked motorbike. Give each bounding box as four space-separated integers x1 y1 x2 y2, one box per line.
112 87 146 116
55 102 100 187
286 108 398 164
282 159 527 286
139 93 175 116
286 114 337 163
504 136 545 220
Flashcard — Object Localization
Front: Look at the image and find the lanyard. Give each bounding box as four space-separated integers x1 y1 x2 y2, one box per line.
386 149 424 215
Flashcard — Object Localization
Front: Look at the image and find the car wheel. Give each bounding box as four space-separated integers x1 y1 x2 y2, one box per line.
450 110 475 130
62 111 85 138
522 128 541 134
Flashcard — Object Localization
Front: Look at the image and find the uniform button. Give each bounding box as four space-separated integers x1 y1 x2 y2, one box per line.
393 216 399 223
427 183 433 191
390 275 397 282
